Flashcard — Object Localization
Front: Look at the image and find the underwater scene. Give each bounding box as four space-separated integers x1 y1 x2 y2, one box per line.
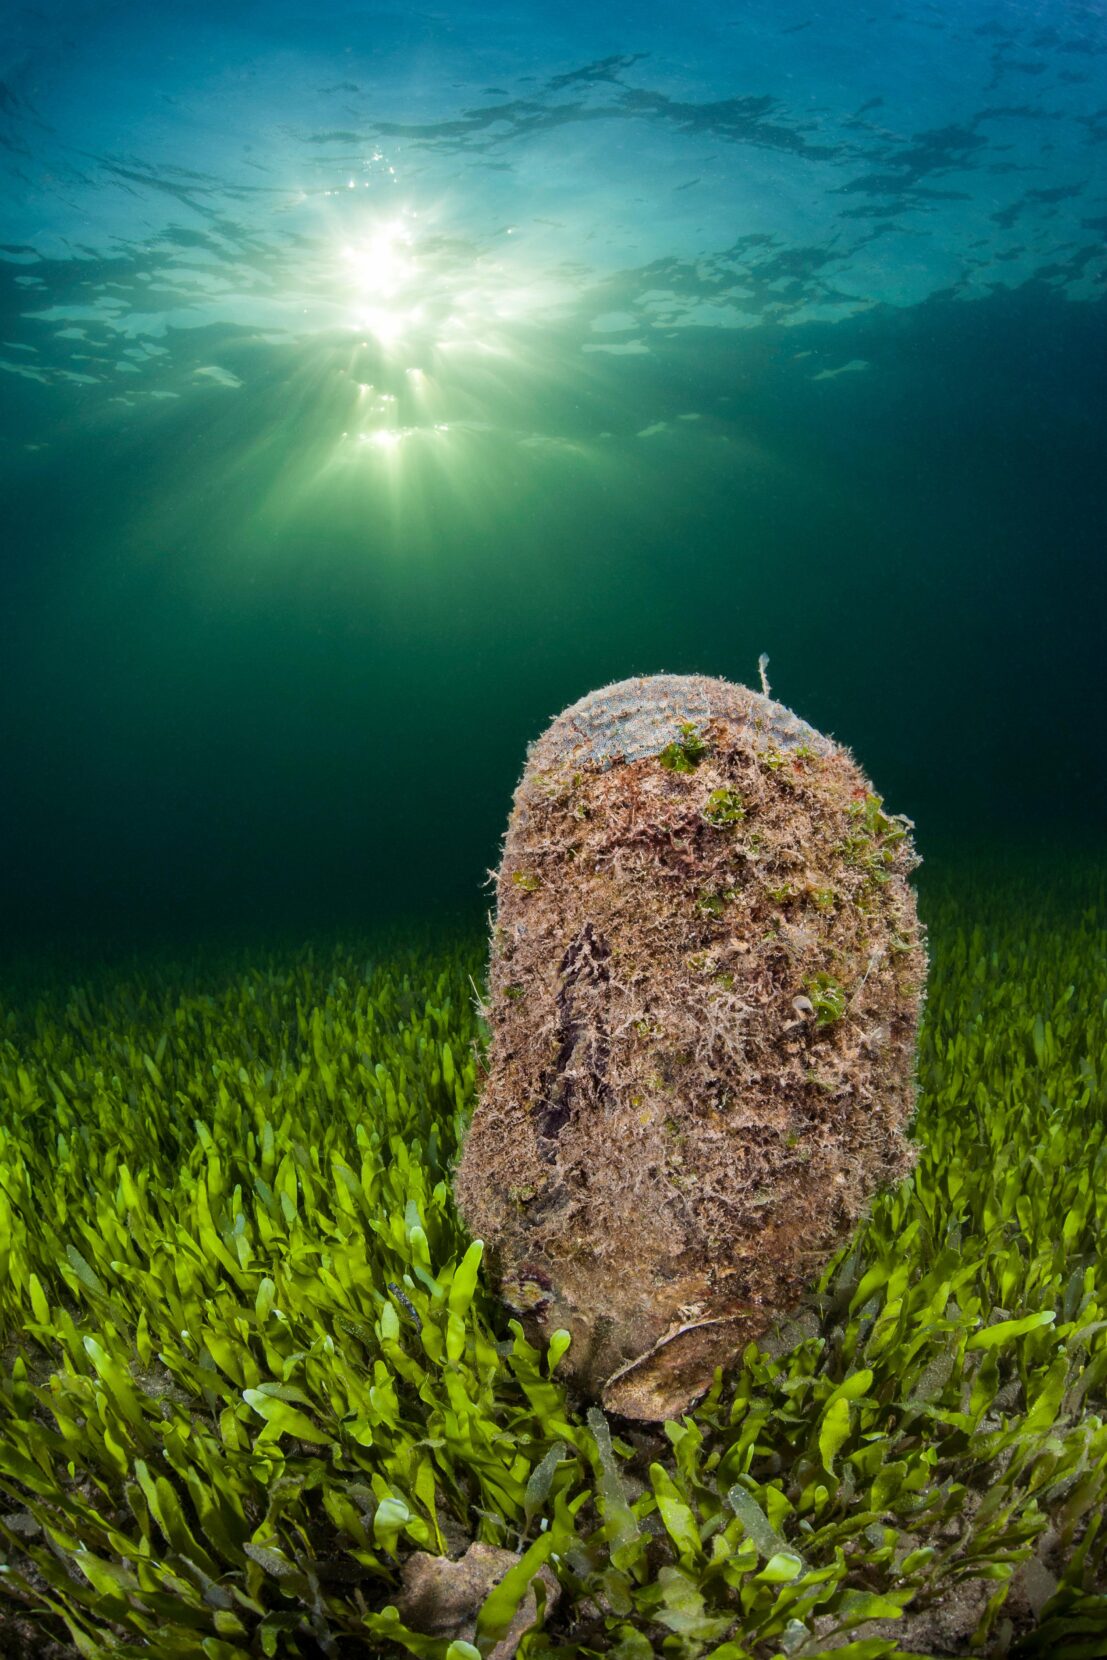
1 2 1105 1657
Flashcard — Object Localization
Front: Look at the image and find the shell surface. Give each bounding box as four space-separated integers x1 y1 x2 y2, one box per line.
454 674 925 1419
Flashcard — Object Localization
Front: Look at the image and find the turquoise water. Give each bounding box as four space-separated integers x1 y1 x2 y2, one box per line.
0 1 1104 947
1 13 1106 1658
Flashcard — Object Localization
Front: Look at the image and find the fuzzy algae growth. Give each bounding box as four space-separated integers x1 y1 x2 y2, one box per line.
455 676 926 1422
0 874 1104 1658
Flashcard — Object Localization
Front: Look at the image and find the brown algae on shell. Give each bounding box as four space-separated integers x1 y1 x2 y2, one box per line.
454 673 926 1421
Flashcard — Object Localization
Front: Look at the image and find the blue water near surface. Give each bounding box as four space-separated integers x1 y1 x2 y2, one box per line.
1 1 1104 941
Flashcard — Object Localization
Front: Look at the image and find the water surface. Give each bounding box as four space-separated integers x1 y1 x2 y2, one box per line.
1 0 1103 947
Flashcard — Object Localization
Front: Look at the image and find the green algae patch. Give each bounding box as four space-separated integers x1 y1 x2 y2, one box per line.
0 871 1104 1658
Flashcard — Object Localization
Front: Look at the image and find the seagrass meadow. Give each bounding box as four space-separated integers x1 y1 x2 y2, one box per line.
0 862 1104 1660
4 1 1107 1655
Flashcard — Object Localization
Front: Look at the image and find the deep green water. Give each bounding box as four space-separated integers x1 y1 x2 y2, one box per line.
3 284 1103 951
1 3 1104 954
1 14 1106 1654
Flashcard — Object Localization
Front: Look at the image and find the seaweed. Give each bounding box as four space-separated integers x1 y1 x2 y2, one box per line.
0 865 1104 1658
659 724 709 774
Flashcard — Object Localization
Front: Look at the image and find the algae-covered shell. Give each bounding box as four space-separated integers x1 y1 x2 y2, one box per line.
454 674 925 1420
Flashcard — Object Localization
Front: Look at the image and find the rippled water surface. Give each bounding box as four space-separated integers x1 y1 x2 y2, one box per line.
1 0 1104 942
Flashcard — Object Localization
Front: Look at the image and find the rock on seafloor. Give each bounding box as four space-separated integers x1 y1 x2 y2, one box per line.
396 1541 560 1658
454 674 926 1421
